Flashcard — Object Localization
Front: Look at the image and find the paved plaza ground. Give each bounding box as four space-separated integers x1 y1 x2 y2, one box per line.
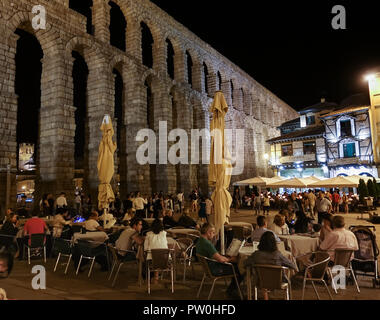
1 208 380 300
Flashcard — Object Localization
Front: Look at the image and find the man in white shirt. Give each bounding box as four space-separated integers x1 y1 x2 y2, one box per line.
133 192 147 217
56 192 68 209
83 211 104 232
177 192 184 214
116 217 144 257
316 191 332 224
319 215 358 262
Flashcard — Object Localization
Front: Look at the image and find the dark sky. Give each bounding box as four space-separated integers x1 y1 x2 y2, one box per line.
151 0 380 110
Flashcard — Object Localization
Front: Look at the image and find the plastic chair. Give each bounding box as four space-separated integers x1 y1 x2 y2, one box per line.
196 254 243 300
250 264 291 300
53 238 72 274
327 249 360 293
147 249 175 294
299 251 333 300
75 239 105 278
24 233 46 265
107 245 138 287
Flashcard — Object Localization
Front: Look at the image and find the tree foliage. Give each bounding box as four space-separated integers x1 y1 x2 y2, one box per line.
358 179 369 203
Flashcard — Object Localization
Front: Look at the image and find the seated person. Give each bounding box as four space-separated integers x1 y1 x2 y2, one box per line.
24 209 49 245
83 212 104 232
312 223 322 237
144 219 168 283
195 223 243 299
177 209 197 228
251 215 281 243
244 231 297 300
162 209 178 229
0 250 14 300
319 214 333 242
293 211 313 234
115 217 144 260
0 213 20 255
319 215 358 263
52 208 73 238
269 214 289 235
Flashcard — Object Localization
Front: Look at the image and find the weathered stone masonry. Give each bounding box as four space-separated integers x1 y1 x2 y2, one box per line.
0 0 298 209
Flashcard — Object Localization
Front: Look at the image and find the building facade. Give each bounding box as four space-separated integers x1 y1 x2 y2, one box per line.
0 0 298 210
268 94 380 180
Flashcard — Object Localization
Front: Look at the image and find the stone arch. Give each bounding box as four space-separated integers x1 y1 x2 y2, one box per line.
7 11 64 56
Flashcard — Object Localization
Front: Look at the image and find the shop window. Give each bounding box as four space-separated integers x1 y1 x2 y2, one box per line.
303 141 316 155
281 144 293 157
343 143 356 158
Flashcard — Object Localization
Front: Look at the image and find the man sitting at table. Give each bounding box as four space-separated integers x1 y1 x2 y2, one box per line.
252 215 281 243
319 215 358 263
24 209 49 239
196 223 243 299
83 211 104 232
163 209 179 229
115 217 144 260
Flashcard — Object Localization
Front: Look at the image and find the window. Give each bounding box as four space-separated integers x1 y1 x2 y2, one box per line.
343 143 356 158
303 141 316 155
340 120 352 137
281 144 293 157
306 116 315 125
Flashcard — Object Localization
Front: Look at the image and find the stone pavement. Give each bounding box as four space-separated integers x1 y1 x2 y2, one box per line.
1 208 380 300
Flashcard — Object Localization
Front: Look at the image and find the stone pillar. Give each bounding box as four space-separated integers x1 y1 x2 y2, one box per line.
252 94 261 120
0 32 18 213
152 37 167 76
192 61 203 93
207 72 217 97
123 70 151 195
86 57 114 205
37 53 76 204
92 0 111 44
151 80 176 194
243 92 252 115
174 48 186 83
126 18 142 64
233 88 243 112
221 80 232 108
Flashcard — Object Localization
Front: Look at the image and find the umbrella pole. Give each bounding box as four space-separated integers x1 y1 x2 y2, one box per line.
220 224 225 255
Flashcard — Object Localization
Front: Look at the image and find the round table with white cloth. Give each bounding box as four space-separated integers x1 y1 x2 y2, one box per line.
278 234 320 258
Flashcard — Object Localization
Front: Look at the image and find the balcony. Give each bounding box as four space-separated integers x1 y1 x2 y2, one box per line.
280 153 316 164
327 155 374 167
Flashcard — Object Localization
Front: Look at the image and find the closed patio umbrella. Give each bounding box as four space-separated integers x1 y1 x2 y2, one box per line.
97 115 117 213
209 91 232 255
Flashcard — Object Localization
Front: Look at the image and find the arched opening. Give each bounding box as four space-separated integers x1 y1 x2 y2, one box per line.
109 1 126 52
203 62 209 95
72 51 89 176
217 71 222 91
230 80 234 107
69 0 93 35
15 28 43 200
145 79 156 192
186 51 193 87
141 22 153 69
166 39 174 79
113 68 124 176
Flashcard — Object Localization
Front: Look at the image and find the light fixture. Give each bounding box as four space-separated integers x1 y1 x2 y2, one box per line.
365 74 376 81
263 153 269 160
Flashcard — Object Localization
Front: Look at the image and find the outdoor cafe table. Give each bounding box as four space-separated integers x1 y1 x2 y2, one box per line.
278 234 320 258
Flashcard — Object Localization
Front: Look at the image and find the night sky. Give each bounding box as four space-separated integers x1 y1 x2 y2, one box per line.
151 0 380 110
14 0 380 151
